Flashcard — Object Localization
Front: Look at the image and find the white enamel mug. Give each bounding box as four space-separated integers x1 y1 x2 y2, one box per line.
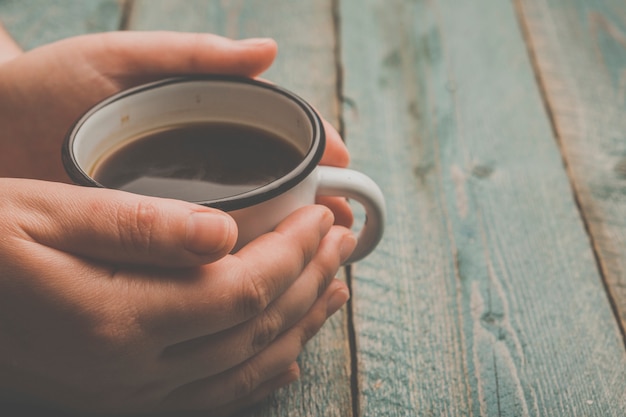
63 76 385 263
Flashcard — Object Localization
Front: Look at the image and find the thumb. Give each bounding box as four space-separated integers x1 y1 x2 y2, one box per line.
81 31 278 81
6 179 238 267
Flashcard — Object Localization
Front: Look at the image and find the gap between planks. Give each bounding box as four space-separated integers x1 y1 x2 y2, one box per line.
330 0 361 415
118 0 135 30
511 0 626 348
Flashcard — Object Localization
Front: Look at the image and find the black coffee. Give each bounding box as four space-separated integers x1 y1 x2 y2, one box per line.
91 122 305 201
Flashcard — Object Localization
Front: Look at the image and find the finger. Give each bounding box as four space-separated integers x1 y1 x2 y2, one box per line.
159 226 356 379
152 363 299 417
129 205 335 343
316 196 354 228
8 179 237 267
161 280 350 411
317 120 353 227
80 31 277 83
0 24 22 64
319 119 350 167
202 363 300 417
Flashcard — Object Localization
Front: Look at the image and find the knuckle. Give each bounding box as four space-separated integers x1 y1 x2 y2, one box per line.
275 230 314 274
314 263 336 299
237 270 272 319
186 33 206 70
117 201 159 254
298 309 327 347
299 325 320 349
251 309 283 353
232 366 259 400
86 307 139 359
305 247 340 299
296 234 316 269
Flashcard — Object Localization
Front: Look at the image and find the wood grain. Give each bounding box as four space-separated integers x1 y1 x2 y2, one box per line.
128 0 342 121
516 0 626 333
0 0 122 49
129 1 351 416
340 0 626 415
3 0 626 416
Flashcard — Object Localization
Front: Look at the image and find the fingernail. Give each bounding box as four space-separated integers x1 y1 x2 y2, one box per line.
237 37 275 46
339 233 358 263
185 212 233 255
319 207 335 237
327 287 350 316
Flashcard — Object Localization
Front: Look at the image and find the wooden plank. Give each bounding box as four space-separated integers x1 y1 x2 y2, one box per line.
128 0 341 120
516 0 626 333
0 0 122 49
340 0 626 415
129 1 351 417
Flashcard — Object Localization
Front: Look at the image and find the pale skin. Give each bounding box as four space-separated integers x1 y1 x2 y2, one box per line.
0 27 355 416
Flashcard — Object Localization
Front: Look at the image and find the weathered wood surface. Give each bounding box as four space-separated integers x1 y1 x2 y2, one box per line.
341 0 626 415
2 0 626 416
517 0 626 333
0 0 122 48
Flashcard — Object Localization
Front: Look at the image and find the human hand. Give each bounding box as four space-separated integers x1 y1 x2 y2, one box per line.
0 28 353 227
0 178 355 415
0 30 277 182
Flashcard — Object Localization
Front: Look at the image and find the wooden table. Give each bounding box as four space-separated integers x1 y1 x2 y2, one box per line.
2 1 626 415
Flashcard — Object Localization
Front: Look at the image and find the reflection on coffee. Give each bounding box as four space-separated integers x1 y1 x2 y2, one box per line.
91 122 304 201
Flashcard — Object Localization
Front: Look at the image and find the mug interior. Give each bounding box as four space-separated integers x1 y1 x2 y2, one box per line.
64 76 324 211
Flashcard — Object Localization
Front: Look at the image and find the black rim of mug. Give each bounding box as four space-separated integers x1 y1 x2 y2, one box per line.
62 75 326 212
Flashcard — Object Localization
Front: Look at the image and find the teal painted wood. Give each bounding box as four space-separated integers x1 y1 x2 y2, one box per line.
0 0 122 49
340 0 626 416
129 0 341 124
517 0 626 332
129 2 352 417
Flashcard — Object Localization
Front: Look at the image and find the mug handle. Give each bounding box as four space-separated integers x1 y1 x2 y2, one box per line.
315 166 386 264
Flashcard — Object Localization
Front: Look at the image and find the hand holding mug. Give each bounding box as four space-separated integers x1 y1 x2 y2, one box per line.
0 28 360 415
0 29 353 226
0 178 354 415
64 76 386 263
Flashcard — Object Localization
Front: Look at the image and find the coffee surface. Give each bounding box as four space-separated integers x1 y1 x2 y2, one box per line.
91 122 304 201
